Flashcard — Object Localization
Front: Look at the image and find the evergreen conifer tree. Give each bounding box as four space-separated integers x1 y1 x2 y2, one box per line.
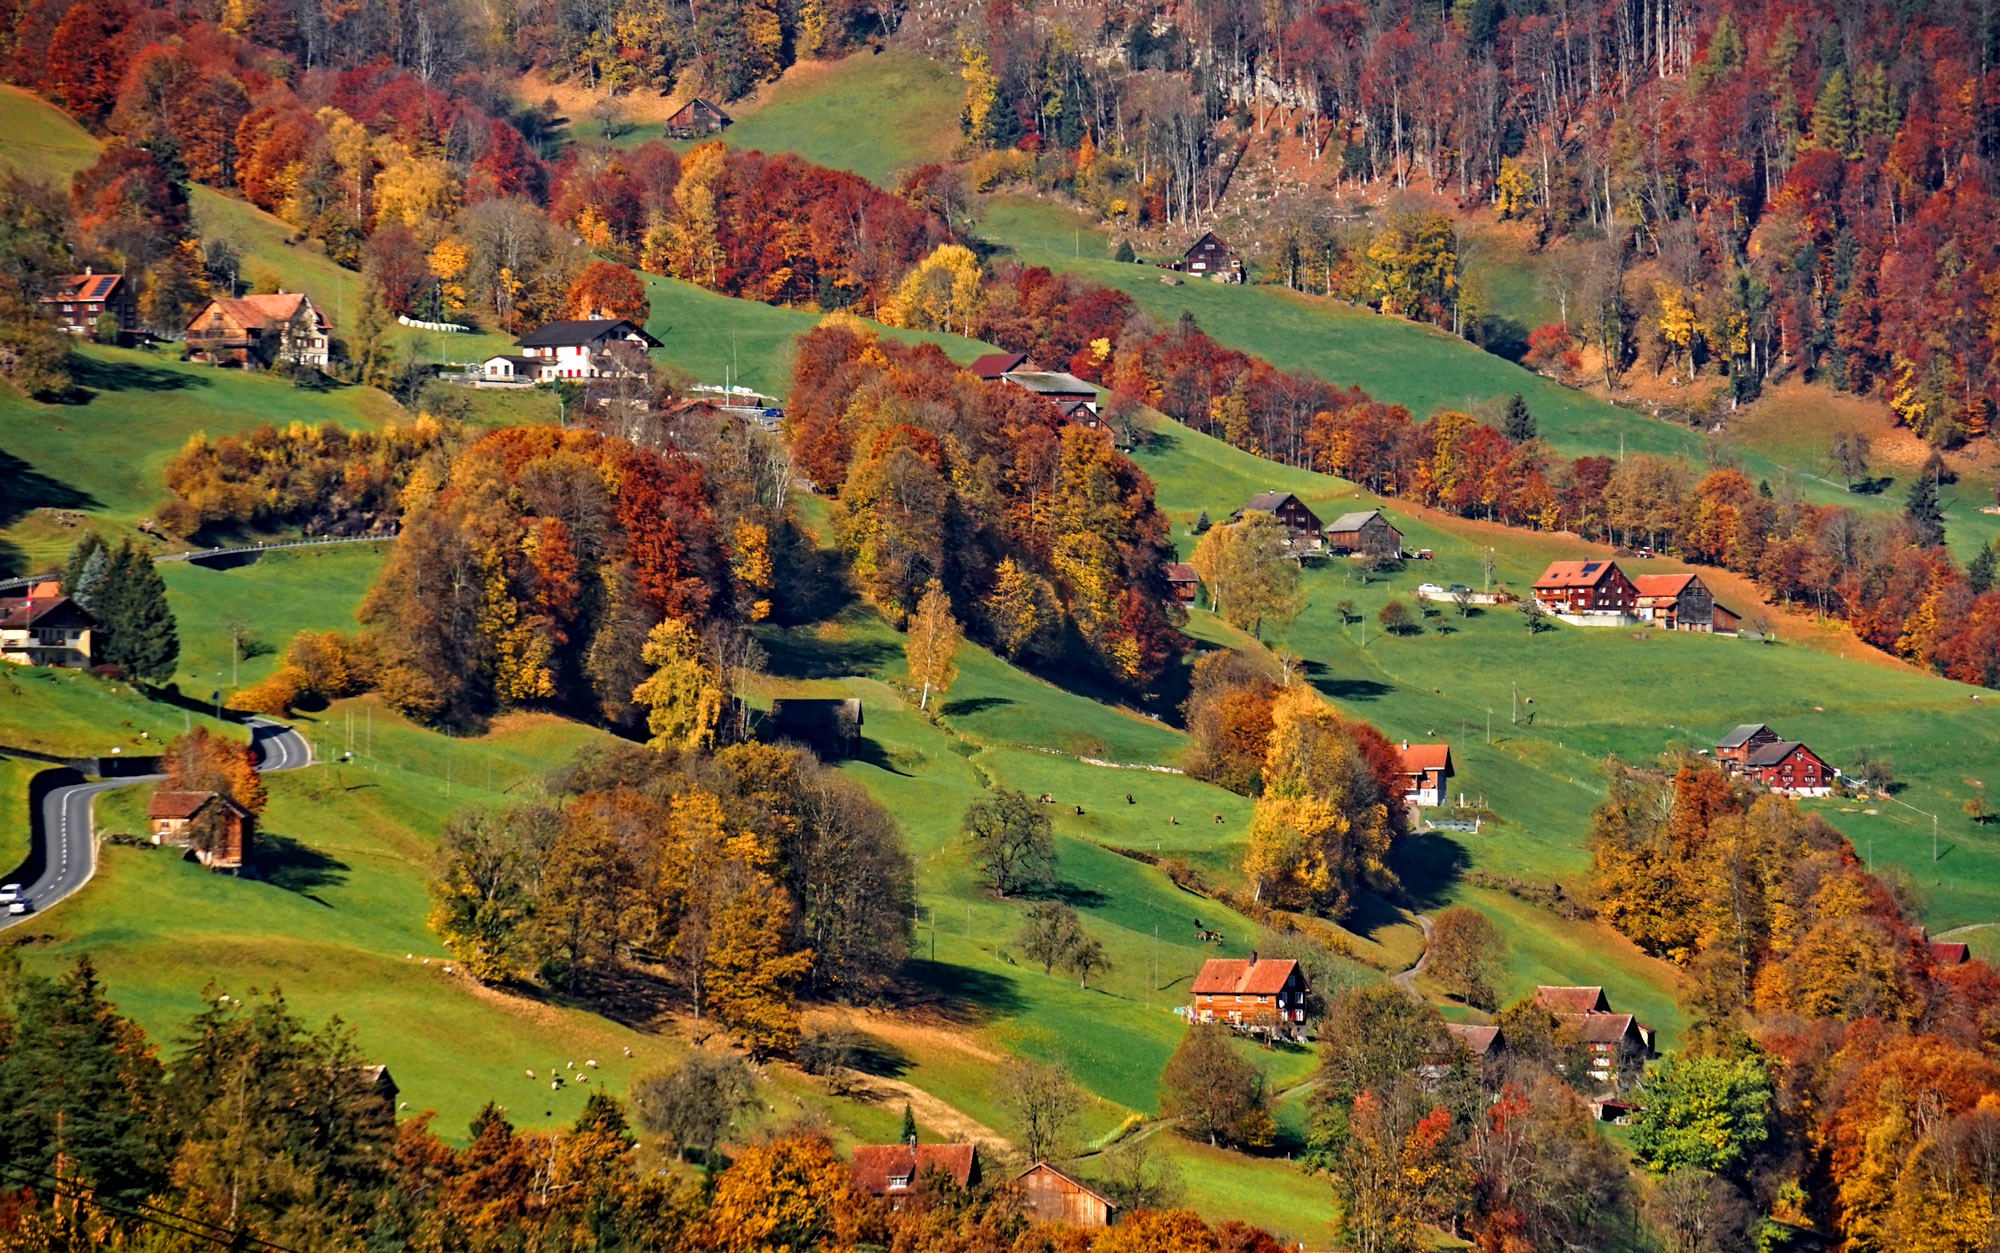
1501 393 1536 442
1903 471 1946 548
900 1102 917 1145
1969 541 1998 596
98 541 179 684
61 532 108 607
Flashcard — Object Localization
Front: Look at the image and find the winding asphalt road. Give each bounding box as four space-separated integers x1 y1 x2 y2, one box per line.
1 718 313 927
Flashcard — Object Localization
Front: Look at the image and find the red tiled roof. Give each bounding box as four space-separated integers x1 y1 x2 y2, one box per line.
1573 1012 1637 1045
1533 985 1609 1014
1164 562 1199 583
42 272 123 302
196 292 325 333
1399 742 1451 775
148 790 220 820
1630 573 1697 604
1447 1023 1502 1056
1533 560 1622 589
1192 956 1298 996
0 595 95 630
850 1144 977 1194
969 351 1029 380
1929 941 1972 966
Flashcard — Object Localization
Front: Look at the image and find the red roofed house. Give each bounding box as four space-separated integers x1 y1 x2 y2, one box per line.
1741 740 1834 797
1165 561 1201 603
969 351 1033 380
1631 573 1739 634
1532 986 1652 1083
0 584 97 668
1016 1161 1116 1228
1532 560 1637 622
1190 953 1307 1039
41 269 135 336
148 790 253 872
1929 940 1972 966
1399 742 1453 807
1447 1022 1504 1060
185 292 330 368
850 1144 980 1207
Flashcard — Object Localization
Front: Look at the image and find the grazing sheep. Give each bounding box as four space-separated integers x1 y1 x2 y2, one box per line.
526 1069 535 1079
623 1046 633 1057
577 1074 587 1084
567 1061 575 1069
399 1101 407 1110
586 1059 597 1068
551 1080 560 1090
443 966 453 975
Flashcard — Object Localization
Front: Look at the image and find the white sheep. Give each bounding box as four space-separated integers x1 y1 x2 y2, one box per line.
566 1061 575 1069
623 1046 632 1057
586 1059 597 1068
443 965 453 975
551 1080 559 1090
526 1069 535 1079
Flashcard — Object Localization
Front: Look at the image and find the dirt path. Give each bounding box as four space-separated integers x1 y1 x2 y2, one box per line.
1393 911 1434 992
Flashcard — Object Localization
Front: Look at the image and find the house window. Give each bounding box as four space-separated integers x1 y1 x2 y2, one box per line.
888 1175 910 1189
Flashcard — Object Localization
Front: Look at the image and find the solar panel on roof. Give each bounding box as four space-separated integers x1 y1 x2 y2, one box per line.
1581 561 1600 573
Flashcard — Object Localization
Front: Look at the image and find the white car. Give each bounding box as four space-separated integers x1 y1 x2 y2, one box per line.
6 900 28 915
0 884 19 904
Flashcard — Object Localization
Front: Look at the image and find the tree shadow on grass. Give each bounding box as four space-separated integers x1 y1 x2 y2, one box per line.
847 736 912 777
845 1032 913 1081
940 696 1014 718
757 627 899 681
0 449 101 535
1310 676 1394 701
1343 887 1423 946
1391 831 1469 913
255 831 349 901
896 958 1026 1025
62 355 208 400
1032 881 1109 910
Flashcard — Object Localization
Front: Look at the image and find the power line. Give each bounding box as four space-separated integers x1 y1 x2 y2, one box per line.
0 1163 307 1253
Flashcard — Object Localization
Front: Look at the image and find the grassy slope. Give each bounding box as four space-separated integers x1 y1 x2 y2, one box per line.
1133 412 2000 940
0 344 403 572
641 273 995 399
570 52 962 187
161 542 392 692
0 87 516 366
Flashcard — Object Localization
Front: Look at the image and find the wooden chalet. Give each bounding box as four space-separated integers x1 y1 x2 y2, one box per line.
1000 369 1098 417
507 318 660 381
1230 491 1324 549
1447 1022 1503 1061
1324 508 1402 557
1531 559 1637 621
1740 739 1833 797
358 1064 399 1110
1015 1161 1116 1228
1532 985 1610 1014
0 586 96 668
1164 561 1201 603
1631 573 1739 634
148 790 253 872
1177 231 1242 282
1928 938 1972 966
1714 723 1779 770
1398 742 1453 808
850 1144 979 1207
1189 953 1307 1039
185 292 330 369
40 269 135 336
767 697 862 758
666 97 732 136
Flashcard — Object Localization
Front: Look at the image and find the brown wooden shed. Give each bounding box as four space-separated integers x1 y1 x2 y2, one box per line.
1015 1161 1116 1228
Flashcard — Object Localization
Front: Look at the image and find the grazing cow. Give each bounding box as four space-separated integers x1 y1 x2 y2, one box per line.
1074 804 1084 815
1038 793 1054 803
1213 813 1224 824
1125 794 1135 805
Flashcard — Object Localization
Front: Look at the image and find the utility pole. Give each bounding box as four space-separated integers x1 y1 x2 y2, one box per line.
1511 681 1518 725
1487 708 1493 744
1934 812 1939 862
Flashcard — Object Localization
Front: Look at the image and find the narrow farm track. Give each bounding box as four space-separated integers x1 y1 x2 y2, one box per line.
1393 912 1435 992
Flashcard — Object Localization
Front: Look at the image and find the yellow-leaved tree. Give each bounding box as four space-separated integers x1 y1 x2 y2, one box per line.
669 143 726 287
632 618 723 749
903 578 962 714
1245 685 1398 916
883 244 984 334
1188 509 1301 638
703 1134 856 1252
703 869 812 1059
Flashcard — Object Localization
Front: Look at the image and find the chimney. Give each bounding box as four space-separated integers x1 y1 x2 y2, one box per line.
1247 950 1258 967
84 265 93 276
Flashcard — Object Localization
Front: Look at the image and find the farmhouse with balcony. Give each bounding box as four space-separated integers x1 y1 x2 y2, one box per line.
1324 508 1403 557
1398 742 1453 807
185 292 330 368
849 1144 980 1208
1015 1162 1116 1228
665 96 731 136
1531 560 1638 624
502 319 661 381
1189 953 1308 1039
148 790 254 872
1714 724 1779 769
1632 573 1739 633
0 584 96 668
41 269 135 336
1178 231 1243 282
1531 986 1654 1083
1230 491 1324 550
